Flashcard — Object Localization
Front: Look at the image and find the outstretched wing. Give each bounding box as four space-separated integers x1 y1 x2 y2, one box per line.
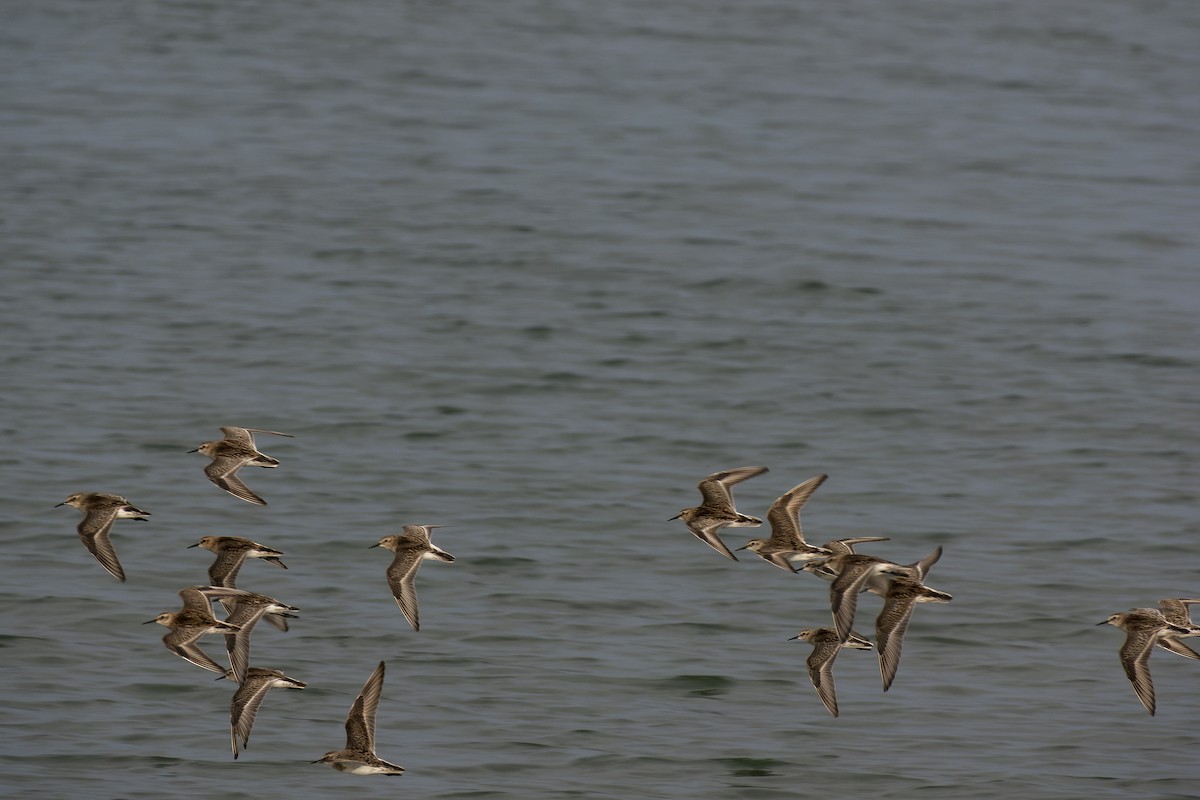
764 474 827 548
697 466 768 507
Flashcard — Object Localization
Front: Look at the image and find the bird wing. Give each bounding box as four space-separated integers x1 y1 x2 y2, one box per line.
1156 636 1200 660
688 520 740 562
829 559 878 642
697 466 768 507
875 592 918 692
821 536 890 555
166 632 229 674
219 427 256 446
1158 598 1200 628
231 674 274 758
208 548 249 586
910 546 943 581
205 457 267 505
1119 628 1161 715
78 522 126 582
222 602 268 685
387 551 425 631
764 474 827 548
345 661 386 752
805 635 843 718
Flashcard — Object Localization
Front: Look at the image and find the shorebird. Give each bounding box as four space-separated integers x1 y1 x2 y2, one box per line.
144 586 250 674
1154 598 1200 660
189 535 291 631
1098 608 1193 715
56 492 150 582
671 466 768 561
736 474 831 570
313 660 405 775
874 576 952 691
372 525 454 632
188 426 293 505
223 666 307 760
790 627 873 718
801 552 920 642
205 589 299 685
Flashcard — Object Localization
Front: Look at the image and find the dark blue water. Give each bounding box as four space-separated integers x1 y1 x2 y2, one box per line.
3 2 1198 797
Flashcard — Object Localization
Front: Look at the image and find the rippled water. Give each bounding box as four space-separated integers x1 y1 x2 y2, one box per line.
3 2 1199 798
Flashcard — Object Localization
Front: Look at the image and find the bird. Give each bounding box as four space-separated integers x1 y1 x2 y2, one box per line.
736 474 832 570
56 492 150 582
1098 608 1193 715
874 576 953 691
144 586 249 674
371 525 454 632
188 426 293 505
1154 598 1200 660
313 660 405 775
188 535 291 631
207 589 299 686
222 666 307 760
670 466 769 561
189 535 288 583
802 552 919 642
789 627 873 717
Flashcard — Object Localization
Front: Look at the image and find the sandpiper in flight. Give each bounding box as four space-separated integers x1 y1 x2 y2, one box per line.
189 535 292 631
313 660 405 775
188 426 294 505
1098 607 1193 715
372 525 455 632
790 627 873 718
671 466 769 561
144 586 250 674
737 474 832 570
56 492 150 582
225 666 307 760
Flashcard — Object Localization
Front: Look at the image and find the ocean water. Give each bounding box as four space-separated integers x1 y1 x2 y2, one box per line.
3 1 1199 798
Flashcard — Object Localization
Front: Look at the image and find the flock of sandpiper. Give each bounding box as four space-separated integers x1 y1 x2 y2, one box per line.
55 436 1198 776
670 466 1200 718
57 426 445 775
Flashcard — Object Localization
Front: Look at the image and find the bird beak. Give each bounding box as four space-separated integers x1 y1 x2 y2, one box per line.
368 543 380 548
186 543 200 548
143 618 158 624
667 513 681 521
734 545 749 551
787 635 799 641
186 447 199 453
1095 620 1110 626
54 501 67 507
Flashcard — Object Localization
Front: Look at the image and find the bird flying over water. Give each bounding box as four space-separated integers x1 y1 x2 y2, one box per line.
188 426 293 505
671 466 768 561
